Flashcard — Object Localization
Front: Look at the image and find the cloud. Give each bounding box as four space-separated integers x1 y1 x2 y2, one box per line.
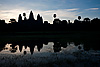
85 8 99 11
32 8 80 23
0 8 80 24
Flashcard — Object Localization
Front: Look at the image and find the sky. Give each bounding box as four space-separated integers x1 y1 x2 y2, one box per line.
0 0 100 24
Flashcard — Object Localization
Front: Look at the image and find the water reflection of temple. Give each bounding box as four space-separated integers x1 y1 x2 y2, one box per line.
0 40 99 55
9 41 44 54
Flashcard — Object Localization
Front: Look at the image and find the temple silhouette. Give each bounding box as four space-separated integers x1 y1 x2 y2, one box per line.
0 10 100 32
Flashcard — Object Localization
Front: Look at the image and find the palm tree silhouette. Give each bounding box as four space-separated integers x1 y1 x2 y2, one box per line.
23 13 26 20
78 16 81 20
53 14 56 18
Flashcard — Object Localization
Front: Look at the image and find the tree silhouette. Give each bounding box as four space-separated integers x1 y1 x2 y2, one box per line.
23 13 27 20
53 14 56 18
23 13 26 17
78 16 81 20
84 18 90 22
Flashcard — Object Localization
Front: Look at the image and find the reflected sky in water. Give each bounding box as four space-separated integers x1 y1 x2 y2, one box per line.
0 42 84 55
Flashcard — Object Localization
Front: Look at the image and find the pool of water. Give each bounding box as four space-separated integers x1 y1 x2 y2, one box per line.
0 39 100 67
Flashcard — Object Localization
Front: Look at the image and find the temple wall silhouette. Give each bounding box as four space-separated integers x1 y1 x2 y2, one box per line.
0 11 100 32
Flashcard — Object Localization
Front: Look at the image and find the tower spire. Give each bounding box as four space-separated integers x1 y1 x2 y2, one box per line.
29 11 35 22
